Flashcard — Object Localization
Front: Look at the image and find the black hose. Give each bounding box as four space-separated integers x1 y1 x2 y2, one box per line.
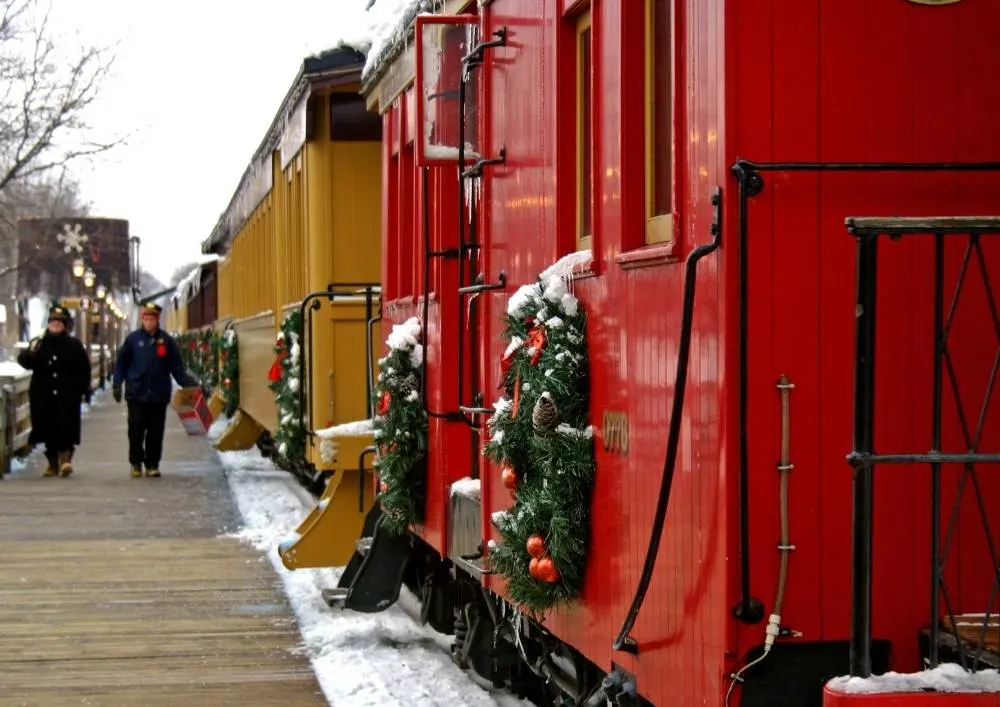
612 187 722 653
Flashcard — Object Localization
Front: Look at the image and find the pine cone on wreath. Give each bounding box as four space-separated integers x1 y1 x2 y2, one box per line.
532 392 560 433
398 373 420 397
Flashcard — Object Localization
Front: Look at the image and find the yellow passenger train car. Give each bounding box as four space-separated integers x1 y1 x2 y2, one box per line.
166 47 384 569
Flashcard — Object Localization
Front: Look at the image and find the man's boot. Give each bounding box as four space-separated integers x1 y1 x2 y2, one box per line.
130 465 142 478
58 451 73 477
42 453 58 477
145 467 160 478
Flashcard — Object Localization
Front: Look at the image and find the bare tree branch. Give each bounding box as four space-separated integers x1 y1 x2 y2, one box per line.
0 0 124 194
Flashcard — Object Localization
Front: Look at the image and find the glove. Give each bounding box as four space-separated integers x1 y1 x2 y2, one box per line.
29 337 40 353
112 386 122 404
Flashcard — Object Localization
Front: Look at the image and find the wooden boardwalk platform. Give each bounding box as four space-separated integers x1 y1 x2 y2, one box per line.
0 395 325 707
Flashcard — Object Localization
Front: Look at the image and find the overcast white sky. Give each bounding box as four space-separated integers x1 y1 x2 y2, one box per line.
45 0 373 284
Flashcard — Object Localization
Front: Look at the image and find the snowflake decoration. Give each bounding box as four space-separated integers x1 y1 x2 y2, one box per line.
57 223 89 254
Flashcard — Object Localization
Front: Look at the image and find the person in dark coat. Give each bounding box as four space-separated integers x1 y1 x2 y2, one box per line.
112 302 199 478
16 305 92 477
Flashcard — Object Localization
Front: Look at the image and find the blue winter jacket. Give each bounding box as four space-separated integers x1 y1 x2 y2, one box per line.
112 328 198 404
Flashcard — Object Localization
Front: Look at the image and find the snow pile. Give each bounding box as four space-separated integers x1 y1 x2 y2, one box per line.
207 414 231 443
0 360 27 377
219 446 527 706
315 419 374 439
450 477 481 500
506 249 592 319
828 663 1000 694
386 316 424 368
314 418 375 465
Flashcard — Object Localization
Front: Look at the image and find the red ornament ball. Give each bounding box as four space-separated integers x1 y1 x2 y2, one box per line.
526 535 546 559
528 556 542 580
536 555 560 583
500 464 518 489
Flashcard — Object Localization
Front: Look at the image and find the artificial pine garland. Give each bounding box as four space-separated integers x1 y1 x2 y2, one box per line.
175 329 220 393
268 310 304 462
373 316 428 535
200 328 219 391
218 327 240 417
484 251 595 614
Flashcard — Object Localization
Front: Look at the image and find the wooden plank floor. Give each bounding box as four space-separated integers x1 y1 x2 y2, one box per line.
0 394 326 706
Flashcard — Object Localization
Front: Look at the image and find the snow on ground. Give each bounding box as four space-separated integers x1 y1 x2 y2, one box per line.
828 662 1000 694
210 416 529 707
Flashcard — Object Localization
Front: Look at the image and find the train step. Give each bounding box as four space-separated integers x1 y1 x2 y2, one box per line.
322 502 414 613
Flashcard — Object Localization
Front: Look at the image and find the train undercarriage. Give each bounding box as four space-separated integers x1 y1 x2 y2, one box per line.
318 489 647 707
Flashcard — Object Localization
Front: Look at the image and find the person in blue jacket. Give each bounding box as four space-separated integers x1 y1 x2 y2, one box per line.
112 302 199 478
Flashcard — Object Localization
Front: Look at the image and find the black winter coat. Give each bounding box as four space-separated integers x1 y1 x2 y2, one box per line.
112 328 197 405
17 332 91 448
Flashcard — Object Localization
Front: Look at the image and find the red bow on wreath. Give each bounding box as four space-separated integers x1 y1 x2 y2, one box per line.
498 319 548 417
377 390 391 416
268 340 287 383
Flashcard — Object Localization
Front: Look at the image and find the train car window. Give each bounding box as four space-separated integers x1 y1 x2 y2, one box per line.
329 93 382 142
415 15 479 166
644 0 673 245
576 9 594 252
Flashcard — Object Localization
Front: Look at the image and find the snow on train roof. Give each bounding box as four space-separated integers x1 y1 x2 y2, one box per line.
361 0 439 86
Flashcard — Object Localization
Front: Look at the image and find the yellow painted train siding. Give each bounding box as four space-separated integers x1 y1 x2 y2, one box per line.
160 51 383 570
213 83 381 477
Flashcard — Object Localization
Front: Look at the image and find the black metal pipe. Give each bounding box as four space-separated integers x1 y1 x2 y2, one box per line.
364 287 374 414
306 298 322 435
452 64 487 429
419 167 466 423
733 159 1000 175
849 232 879 678
358 445 376 512
457 63 468 422
846 452 1000 466
367 310 381 419
296 283 380 436
613 186 723 654
732 164 764 626
930 232 944 667
422 165 432 412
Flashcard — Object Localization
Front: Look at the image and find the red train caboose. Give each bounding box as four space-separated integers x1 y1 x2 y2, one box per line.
326 1 1000 705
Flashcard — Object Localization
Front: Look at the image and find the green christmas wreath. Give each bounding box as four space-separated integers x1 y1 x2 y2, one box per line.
373 316 428 535
199 328 220 392
268 310 304 462
484 251 596 614
219 327 240 417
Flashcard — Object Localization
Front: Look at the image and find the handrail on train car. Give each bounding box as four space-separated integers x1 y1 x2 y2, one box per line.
612 186 722 655
297 283 381 438
453 44 506 429
357 445 377 512
845 217 1000 678
723 159 1000 645
419 167 476 425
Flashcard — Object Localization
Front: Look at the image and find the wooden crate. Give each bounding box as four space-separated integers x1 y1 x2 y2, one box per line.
942 613 1000 655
